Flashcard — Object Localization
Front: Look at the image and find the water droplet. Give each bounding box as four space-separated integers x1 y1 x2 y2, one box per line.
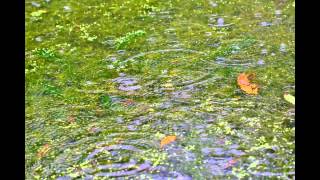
275 10 282 16
31 1 41 7
63 6 72 12
261 49 268 55
210 1 218 7
254 13 262 18
279 43 287 52
205 32 212 36
35 36 42 42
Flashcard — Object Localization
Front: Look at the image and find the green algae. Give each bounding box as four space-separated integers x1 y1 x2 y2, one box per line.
26 0 295 179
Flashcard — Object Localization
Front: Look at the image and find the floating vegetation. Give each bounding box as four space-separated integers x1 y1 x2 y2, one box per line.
115 30 146 49
26 0 295 179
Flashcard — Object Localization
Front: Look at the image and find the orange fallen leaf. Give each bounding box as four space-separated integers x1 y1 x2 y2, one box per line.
237 73 259 95
160 135 177 148
224 158 240 169
121 99 135 106
67 116 76 123
37 144 51 159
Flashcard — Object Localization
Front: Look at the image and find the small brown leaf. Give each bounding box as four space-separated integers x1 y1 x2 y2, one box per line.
67 116 76 123
37 144 51 159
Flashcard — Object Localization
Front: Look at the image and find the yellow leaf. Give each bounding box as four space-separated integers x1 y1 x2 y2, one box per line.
284 93 295 105
37 144 51 158
160 135 177 148
237 73 259 95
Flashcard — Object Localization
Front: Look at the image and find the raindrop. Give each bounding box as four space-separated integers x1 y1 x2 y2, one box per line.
255 13 262 18
35 36 42 42
279 43 287 53
261 49 268 55
31 1 41 7
63 6 72 12
275 10 282 16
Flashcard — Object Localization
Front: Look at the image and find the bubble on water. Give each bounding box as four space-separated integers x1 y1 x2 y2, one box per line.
63 6 72 12
209 1 218 7
280 43 287 52
254 13 262 18
261 49 268 55
31 1 41 7
35 36 42 42
275 10 282 16
205 32 212 36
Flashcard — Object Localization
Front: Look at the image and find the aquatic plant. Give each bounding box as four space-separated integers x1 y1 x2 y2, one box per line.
33 48 57 60
115 30 146 49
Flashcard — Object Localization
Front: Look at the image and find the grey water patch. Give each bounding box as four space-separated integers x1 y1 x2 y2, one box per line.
98 159 137 170
257 59 265 65
201 147 214 156
56 176 72 180
260 22 272 27
123 49 207 64
214 57 255 67
203 157 234 175
112 76 141 91
172 91 192 99
217 18 224 26
95 161 151 177
119 85 141 91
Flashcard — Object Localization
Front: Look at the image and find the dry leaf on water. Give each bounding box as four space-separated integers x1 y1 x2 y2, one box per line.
284 93 295 105
224 158 240 169
37 144 51 159
160 135 177 148
237 73 259 95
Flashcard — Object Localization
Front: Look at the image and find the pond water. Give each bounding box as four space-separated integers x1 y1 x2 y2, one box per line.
25 0 295 179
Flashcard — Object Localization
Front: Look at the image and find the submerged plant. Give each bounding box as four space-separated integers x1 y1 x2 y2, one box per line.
115 30 146 49
33 48 57 60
